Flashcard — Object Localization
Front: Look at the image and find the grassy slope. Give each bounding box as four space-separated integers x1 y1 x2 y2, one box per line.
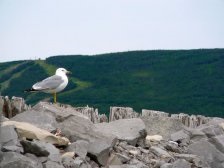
1 49 224 117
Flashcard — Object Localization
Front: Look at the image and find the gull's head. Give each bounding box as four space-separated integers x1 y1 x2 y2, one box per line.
55 68 71 76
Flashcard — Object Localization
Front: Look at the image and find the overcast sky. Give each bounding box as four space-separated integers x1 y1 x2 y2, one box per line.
0 0 224 62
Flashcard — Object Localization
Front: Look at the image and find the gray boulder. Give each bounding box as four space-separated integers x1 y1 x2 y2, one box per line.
95 118 146 145
0 125 23 153
0 151 42 168
21 139 61 162
141 116 185 140
57 113 117 166
188 139 224 168
1 125 18 146
65 140 89 159
11 101 89 130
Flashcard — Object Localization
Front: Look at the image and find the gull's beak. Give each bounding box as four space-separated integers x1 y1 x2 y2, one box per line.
66 70 72 75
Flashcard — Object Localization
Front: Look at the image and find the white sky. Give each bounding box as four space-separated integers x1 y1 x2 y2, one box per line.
0 0 224 62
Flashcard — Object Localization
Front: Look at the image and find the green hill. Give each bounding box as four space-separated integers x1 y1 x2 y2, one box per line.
1 49 224 117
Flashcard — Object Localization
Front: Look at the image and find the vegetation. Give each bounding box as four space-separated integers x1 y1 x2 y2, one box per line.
1 49 224 117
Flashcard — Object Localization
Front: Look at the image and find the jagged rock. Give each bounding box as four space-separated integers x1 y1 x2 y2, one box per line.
43 161 64 168
150 146 172 158
57 112 117 166
65 140 89 159
0 96 30 119
2 120 69 146
141 116 185 140
95 118 146 145
0 151 43 168
172 159 191 168
142 109 169 117
11 96 30 116
109 107 139 121
72 106 107 123
21 139 61 162
171 113 210 128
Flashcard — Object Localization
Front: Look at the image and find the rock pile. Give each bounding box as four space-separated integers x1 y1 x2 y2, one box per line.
1 100 224 168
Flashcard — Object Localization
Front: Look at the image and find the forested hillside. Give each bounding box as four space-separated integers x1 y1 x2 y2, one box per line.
0 49 224 117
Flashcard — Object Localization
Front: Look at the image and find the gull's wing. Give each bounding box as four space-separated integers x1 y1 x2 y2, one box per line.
32 75 63 91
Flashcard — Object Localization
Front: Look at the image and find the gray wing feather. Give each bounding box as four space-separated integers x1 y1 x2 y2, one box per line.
33 75 63 90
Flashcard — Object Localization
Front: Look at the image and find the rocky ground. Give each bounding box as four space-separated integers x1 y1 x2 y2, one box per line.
1 96 224 168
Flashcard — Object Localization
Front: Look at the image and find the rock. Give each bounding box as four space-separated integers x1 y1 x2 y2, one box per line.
65 140 89 159
209 135 224 153
0 151 42 168
160 163 172 168
171 113 210 128
21 139 61 162
1 116 8 122
150 146 171 158
43 161 64 168
129 150 140 156
188 139 224 168
219 122 224 130
198 124 224 138
173 153 204 167
108 165 144 168
11 101 89 130
1 125 18 146
0 125 23 153
2 120 69 146
11 96 30 116
107 153 123 165
25 153 48 164
57 113 117 166
142 109 169 117
11 109 58 131
170 129 190 143
115 153 130 163
61 152 75 158
141 116 185 140
0 96 30 119
164 141 181 153
109 107 139 121
172 159 191 168
95 118 146 145
71 106 107 123
61 156 76 168
146 135 163 143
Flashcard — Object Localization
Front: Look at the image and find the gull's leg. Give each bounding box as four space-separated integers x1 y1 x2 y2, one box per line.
53 92 57 103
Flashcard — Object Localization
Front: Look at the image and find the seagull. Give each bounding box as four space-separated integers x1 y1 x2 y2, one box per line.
25 68 71 103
